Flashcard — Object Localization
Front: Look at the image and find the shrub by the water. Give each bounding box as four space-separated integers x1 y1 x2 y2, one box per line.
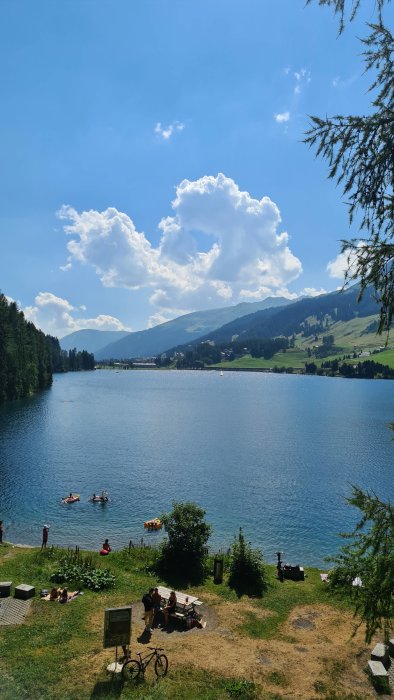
156 501 212 585
51 552 115 591
228 528 267 597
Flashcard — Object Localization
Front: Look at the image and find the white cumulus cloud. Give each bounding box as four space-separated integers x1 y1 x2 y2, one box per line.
23 292 131 338
58 173 303 319
327 244 363 281
301 287 327 297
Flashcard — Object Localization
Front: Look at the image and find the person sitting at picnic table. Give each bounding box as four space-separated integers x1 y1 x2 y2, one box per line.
162 590 177 626
186 603 204 629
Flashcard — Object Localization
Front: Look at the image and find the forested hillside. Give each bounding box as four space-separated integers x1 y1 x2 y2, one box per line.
0 294 95 402
0 294 53 401
163 286 387 370
191 285 378 347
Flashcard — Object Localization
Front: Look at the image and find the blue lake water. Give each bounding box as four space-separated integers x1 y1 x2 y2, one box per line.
0 369 393 567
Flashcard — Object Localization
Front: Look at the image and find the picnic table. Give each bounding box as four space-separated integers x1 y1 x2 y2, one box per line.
157 586 202 607
156 586 203 626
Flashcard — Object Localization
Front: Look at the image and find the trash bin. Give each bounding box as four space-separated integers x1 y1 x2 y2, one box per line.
213 556 223 584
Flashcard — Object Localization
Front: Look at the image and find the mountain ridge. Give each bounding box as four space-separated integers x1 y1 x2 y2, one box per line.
167 285 380 355
84 297 292 359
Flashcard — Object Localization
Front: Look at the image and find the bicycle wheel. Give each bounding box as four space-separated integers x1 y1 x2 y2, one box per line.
154 653 168 678
122 659 141 681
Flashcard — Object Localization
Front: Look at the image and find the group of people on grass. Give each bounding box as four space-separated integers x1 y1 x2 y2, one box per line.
43 587 79 603
122 587 203 659
142 587 174 631
141 587 203 632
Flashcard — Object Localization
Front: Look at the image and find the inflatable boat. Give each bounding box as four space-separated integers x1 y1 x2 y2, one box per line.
62 493 80 504
144 518 162 530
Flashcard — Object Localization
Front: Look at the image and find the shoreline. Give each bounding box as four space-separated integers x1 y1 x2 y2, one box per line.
1 541 329 572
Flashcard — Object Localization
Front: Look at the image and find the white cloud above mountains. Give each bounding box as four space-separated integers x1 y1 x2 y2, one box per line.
24 292 131 338
326 242 364 281
58 173 303 323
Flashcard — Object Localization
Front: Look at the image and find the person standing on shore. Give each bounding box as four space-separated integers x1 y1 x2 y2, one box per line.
152 587 162 626
41 525 49 550
142 588 154 632
0 521 3 544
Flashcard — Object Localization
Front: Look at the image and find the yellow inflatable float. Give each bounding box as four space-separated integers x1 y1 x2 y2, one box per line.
144 518 162 530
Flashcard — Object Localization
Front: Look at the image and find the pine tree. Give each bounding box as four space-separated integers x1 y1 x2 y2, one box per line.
328 486 394 643
305 4 394 333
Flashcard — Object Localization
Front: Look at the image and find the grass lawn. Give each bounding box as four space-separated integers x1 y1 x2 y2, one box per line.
211 314 394 372
215 343 394 373
0 544 373 700
218 349 308 370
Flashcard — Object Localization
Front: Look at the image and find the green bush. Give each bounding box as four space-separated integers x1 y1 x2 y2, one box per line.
222 678 257 699
228 528 267 597
156 501 212 585
50 551 115 591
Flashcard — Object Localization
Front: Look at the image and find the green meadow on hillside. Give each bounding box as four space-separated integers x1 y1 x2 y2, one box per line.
217 315 394 371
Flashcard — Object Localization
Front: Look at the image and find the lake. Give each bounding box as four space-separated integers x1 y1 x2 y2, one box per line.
0 369 393 567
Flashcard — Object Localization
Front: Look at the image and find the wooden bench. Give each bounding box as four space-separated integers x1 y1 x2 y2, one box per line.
169 602 192 623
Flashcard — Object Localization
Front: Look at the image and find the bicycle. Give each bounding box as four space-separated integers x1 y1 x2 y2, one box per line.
122 646 168 680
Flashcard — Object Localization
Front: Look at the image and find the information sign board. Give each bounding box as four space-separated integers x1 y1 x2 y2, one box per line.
103 606 132 648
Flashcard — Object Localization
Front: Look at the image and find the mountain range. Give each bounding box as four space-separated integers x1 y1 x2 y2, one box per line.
60 297 291 360
173 284 378 350
60 286 382 361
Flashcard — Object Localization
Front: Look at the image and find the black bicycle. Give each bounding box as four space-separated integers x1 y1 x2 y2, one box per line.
122 646 168 680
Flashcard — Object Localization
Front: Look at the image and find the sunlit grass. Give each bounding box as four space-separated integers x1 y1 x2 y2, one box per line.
0 546 356 700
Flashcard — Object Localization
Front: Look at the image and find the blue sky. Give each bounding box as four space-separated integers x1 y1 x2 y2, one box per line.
0 0 391 338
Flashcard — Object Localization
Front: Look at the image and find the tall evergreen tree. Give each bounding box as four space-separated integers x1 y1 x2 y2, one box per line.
328 486 394 643
305 3 394 333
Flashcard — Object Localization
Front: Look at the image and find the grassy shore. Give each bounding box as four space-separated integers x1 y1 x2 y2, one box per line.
0 543 372 700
